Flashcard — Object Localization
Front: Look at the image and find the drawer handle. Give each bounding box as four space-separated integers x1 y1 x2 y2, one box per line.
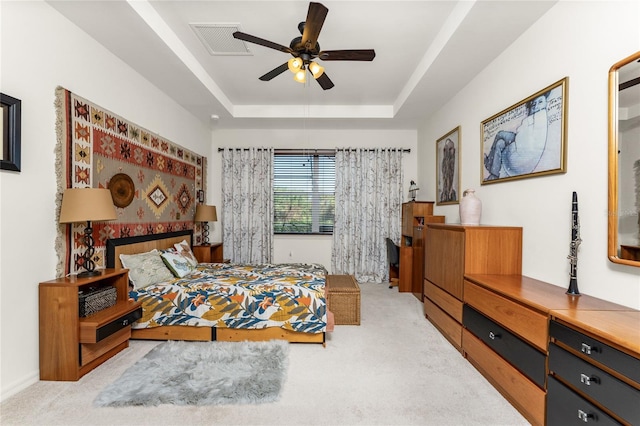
581 342 595 355
577 409 593 422
488 331 501 340
122 319 129 326
580 373 600 386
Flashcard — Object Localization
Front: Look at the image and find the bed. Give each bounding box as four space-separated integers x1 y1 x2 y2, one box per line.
106 230 329 344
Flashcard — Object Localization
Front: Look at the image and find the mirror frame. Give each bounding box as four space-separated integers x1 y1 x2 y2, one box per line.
608 50 640 266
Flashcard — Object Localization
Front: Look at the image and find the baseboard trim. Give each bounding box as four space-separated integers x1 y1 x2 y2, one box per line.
1 371 39 403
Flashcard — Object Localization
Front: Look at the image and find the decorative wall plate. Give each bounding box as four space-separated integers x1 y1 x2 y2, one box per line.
109 173 135 208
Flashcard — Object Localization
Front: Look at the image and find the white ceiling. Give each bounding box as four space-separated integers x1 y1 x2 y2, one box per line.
47 0 557 130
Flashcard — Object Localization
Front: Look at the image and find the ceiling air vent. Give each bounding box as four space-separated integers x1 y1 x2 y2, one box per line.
190 23 252 56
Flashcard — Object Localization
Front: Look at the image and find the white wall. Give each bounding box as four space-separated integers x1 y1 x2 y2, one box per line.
0 1 211 400
210 128 418 271
417 1 640 308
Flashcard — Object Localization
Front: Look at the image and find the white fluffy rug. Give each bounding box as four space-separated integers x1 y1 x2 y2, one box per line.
94 339 289 407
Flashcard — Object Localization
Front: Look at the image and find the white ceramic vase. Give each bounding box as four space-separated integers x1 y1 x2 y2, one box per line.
460 189 482 225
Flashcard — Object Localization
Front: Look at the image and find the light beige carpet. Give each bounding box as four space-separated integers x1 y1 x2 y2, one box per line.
1 283 529 425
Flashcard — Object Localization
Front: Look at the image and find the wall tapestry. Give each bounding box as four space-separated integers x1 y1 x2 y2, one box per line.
54 87 206 277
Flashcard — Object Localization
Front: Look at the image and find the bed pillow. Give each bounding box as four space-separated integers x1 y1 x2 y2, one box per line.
119 249 175 289
160 249 194 278
174 240 198 267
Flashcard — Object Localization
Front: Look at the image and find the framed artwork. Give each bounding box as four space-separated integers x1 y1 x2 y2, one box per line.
1 92 22 172
436 126 460 205
481 77 568 184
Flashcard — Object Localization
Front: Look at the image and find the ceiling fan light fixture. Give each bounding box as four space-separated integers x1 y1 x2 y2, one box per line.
234 2 374 90
293 69 307 83
309 61 324 79
288 57 303 73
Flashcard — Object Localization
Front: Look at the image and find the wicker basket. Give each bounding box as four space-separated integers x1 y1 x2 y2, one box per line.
326 275 360 325
78 286 117 317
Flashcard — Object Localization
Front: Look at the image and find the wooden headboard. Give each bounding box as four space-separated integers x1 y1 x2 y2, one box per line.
106 230 193 269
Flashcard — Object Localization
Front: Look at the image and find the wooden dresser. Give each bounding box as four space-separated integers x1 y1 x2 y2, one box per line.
399 201 444 297
421 224 639 425
548 310 640 425
463 274 639 426
423 224 522 351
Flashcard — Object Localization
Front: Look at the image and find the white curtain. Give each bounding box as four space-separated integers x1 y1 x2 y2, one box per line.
221 148 274 263
332 148 404 282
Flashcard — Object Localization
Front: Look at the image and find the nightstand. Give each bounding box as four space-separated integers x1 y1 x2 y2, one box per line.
192 242 227 263
39 269 142 381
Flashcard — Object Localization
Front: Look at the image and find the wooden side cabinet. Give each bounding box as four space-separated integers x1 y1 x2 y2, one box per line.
39 269 141 381
402 201 434 236
423 224 522 351
399 201 443 296
192 243 225 263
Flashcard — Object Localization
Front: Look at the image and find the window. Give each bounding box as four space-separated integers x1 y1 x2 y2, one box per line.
273 152 335 234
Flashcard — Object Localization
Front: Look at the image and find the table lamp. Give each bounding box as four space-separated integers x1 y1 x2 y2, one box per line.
195 204 217 245
409 180 420 201
59 188 117 277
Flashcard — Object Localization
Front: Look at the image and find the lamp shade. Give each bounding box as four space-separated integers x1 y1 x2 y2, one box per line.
287 57 303 73
59 188 117 224
195 204 217 222
293 69 307 84
309 61 324 79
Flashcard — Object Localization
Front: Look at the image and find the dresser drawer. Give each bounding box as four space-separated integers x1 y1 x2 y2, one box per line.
463 329 545 426
80 327 130 367
80 307 142 343
547 376 619 426
424 297 462 350
464 305 546 388
550 320 640 384
424 279 463 322
549 343 640 424
464 280 548 351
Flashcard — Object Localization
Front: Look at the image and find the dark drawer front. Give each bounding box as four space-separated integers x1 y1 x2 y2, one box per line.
463 305 546 388
547 376 620 426
549 343 640 425
96 308 142 342
550 321 640 384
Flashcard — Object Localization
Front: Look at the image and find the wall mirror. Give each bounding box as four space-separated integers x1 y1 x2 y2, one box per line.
609 50 640 266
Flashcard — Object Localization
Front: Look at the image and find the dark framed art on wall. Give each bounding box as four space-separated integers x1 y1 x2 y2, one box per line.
436 126 460 205
1 92 22 172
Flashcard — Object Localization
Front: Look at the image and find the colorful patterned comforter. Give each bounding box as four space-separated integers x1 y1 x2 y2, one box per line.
129 263 327 333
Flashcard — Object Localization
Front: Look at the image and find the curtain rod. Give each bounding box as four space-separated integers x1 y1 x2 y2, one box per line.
217 148 411 153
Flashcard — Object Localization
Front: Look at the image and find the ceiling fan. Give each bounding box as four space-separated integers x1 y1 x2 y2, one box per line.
232 2 375 90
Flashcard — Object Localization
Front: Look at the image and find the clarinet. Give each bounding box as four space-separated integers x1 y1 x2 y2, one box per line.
567 191 581 295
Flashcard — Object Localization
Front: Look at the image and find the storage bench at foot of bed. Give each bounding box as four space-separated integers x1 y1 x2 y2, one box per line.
326 275 361 325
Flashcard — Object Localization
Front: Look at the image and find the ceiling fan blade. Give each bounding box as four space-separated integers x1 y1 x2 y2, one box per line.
301 2 328 50
233 31 293 54
315 72 334 90
319 49 376 61
259 63 290 81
